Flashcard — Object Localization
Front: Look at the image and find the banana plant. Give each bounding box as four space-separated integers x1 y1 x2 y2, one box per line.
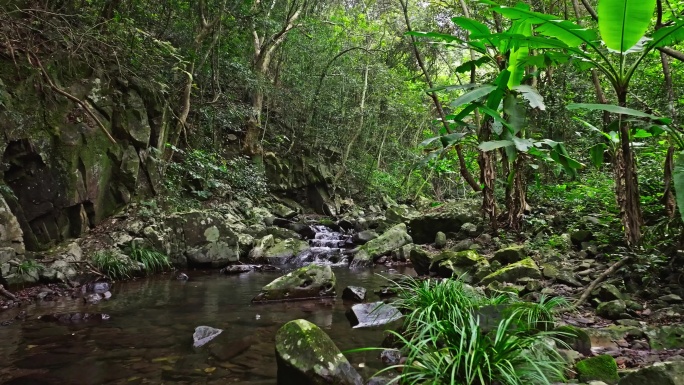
413 4 582 230
473 0 684 245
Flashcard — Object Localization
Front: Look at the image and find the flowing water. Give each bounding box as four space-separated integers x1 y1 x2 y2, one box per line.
0 227 409 385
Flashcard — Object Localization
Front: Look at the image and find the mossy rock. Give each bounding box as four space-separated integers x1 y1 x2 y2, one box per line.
479 257 541 285
408 247 433 276
275 319 363 385
644 325 684 350
618 361 684 385
252 264 335 302
350 223 412 268
556 325 592 355
596 300 627 320
492 245 526 265
263 238 309 264
576 355 619 384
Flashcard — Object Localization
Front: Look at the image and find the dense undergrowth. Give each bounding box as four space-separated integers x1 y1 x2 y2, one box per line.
370 277 570 385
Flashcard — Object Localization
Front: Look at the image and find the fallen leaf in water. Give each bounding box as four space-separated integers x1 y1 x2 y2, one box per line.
152 356 180 363
204 367 216 373
27 345 38 350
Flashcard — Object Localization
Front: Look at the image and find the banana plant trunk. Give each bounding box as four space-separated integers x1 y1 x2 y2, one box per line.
479 120 498 232
615 90 643 246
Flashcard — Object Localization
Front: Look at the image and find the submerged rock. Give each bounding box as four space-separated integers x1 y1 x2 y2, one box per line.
351 224 412 268
39 313 111 323
193 325 223 348
220 265 253 274
346 301 402 328
275 319 363 385
252 264 336 302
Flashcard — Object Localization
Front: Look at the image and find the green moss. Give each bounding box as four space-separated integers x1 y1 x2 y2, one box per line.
575 355 619 384
480 257 541 285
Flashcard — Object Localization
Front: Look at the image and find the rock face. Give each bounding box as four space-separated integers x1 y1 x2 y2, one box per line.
0 194 24 267
262 238 309 265
0 67 168 252
345 302 402 328
275 319 363 385
350 223 412 268
252 265 336 302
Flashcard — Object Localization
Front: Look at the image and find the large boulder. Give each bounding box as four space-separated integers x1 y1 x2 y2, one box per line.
275 319 363 385
407 200 479 244
479 258 541 285
165 211 240 267
491 245 525 265
596 300 627 321
261 238 309 265
619 361 684 385
350 223 412 268
431 250 489 280
252 264 336 302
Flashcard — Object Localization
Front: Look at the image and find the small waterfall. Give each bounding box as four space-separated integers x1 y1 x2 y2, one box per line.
295 225 354 267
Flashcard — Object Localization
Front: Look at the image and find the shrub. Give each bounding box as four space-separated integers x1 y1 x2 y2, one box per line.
15 259 44 277
375 277 569 385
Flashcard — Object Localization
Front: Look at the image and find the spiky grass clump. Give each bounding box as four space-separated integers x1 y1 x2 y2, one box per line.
16 259 44 277
128 243 172 274
379 277 570 385
92 250 132 280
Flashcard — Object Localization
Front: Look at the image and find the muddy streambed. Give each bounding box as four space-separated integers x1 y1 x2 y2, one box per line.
0 267 409 384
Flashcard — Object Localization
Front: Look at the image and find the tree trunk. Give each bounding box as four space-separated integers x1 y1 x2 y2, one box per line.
399 0 479 192
615 90 642 246
244 88 264 156
505 155 527 231
660 50 677 218
479 120 498 233
334 62 369 184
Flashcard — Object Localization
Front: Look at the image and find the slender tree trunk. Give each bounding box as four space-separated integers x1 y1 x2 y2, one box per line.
660 50 677 217
399 0 480 192
334 63 369 184
616 90 642 246
479 120 498 233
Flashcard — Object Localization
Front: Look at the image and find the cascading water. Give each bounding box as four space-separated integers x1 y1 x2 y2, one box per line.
294 225 354 266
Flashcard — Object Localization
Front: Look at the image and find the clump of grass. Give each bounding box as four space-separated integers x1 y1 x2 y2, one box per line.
376 277 570 385
128 243 172 274
92 250 132 280
15 259 44 277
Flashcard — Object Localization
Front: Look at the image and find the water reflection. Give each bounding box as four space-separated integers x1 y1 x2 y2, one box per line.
0 266 412 384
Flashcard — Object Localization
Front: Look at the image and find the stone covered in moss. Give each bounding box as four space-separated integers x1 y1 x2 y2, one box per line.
350 223 412 267
432 250 487 280
596 300 627 320
618 361 684 385
479 257 541 285
645 325 684 350
576 355 619 384
492 245 526 265
555 325 592 355
263 238 309 264
275 319 363 385
252 264 335 302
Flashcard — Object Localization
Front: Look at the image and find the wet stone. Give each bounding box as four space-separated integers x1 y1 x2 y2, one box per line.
346 302 402 328
193 325 223 348
342 286 366 302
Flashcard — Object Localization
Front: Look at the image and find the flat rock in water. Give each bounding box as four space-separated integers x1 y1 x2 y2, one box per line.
39 313 110 323
346 302 402 328
221 265 253 274
193 325 223 348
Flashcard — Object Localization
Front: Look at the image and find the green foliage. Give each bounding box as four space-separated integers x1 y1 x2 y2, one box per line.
374 277 569 385
128 243 172 274
92 250 132 281
164 147 268 205
15 259 44 277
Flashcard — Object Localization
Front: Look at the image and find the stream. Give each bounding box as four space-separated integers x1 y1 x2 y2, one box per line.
0 226 408 385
